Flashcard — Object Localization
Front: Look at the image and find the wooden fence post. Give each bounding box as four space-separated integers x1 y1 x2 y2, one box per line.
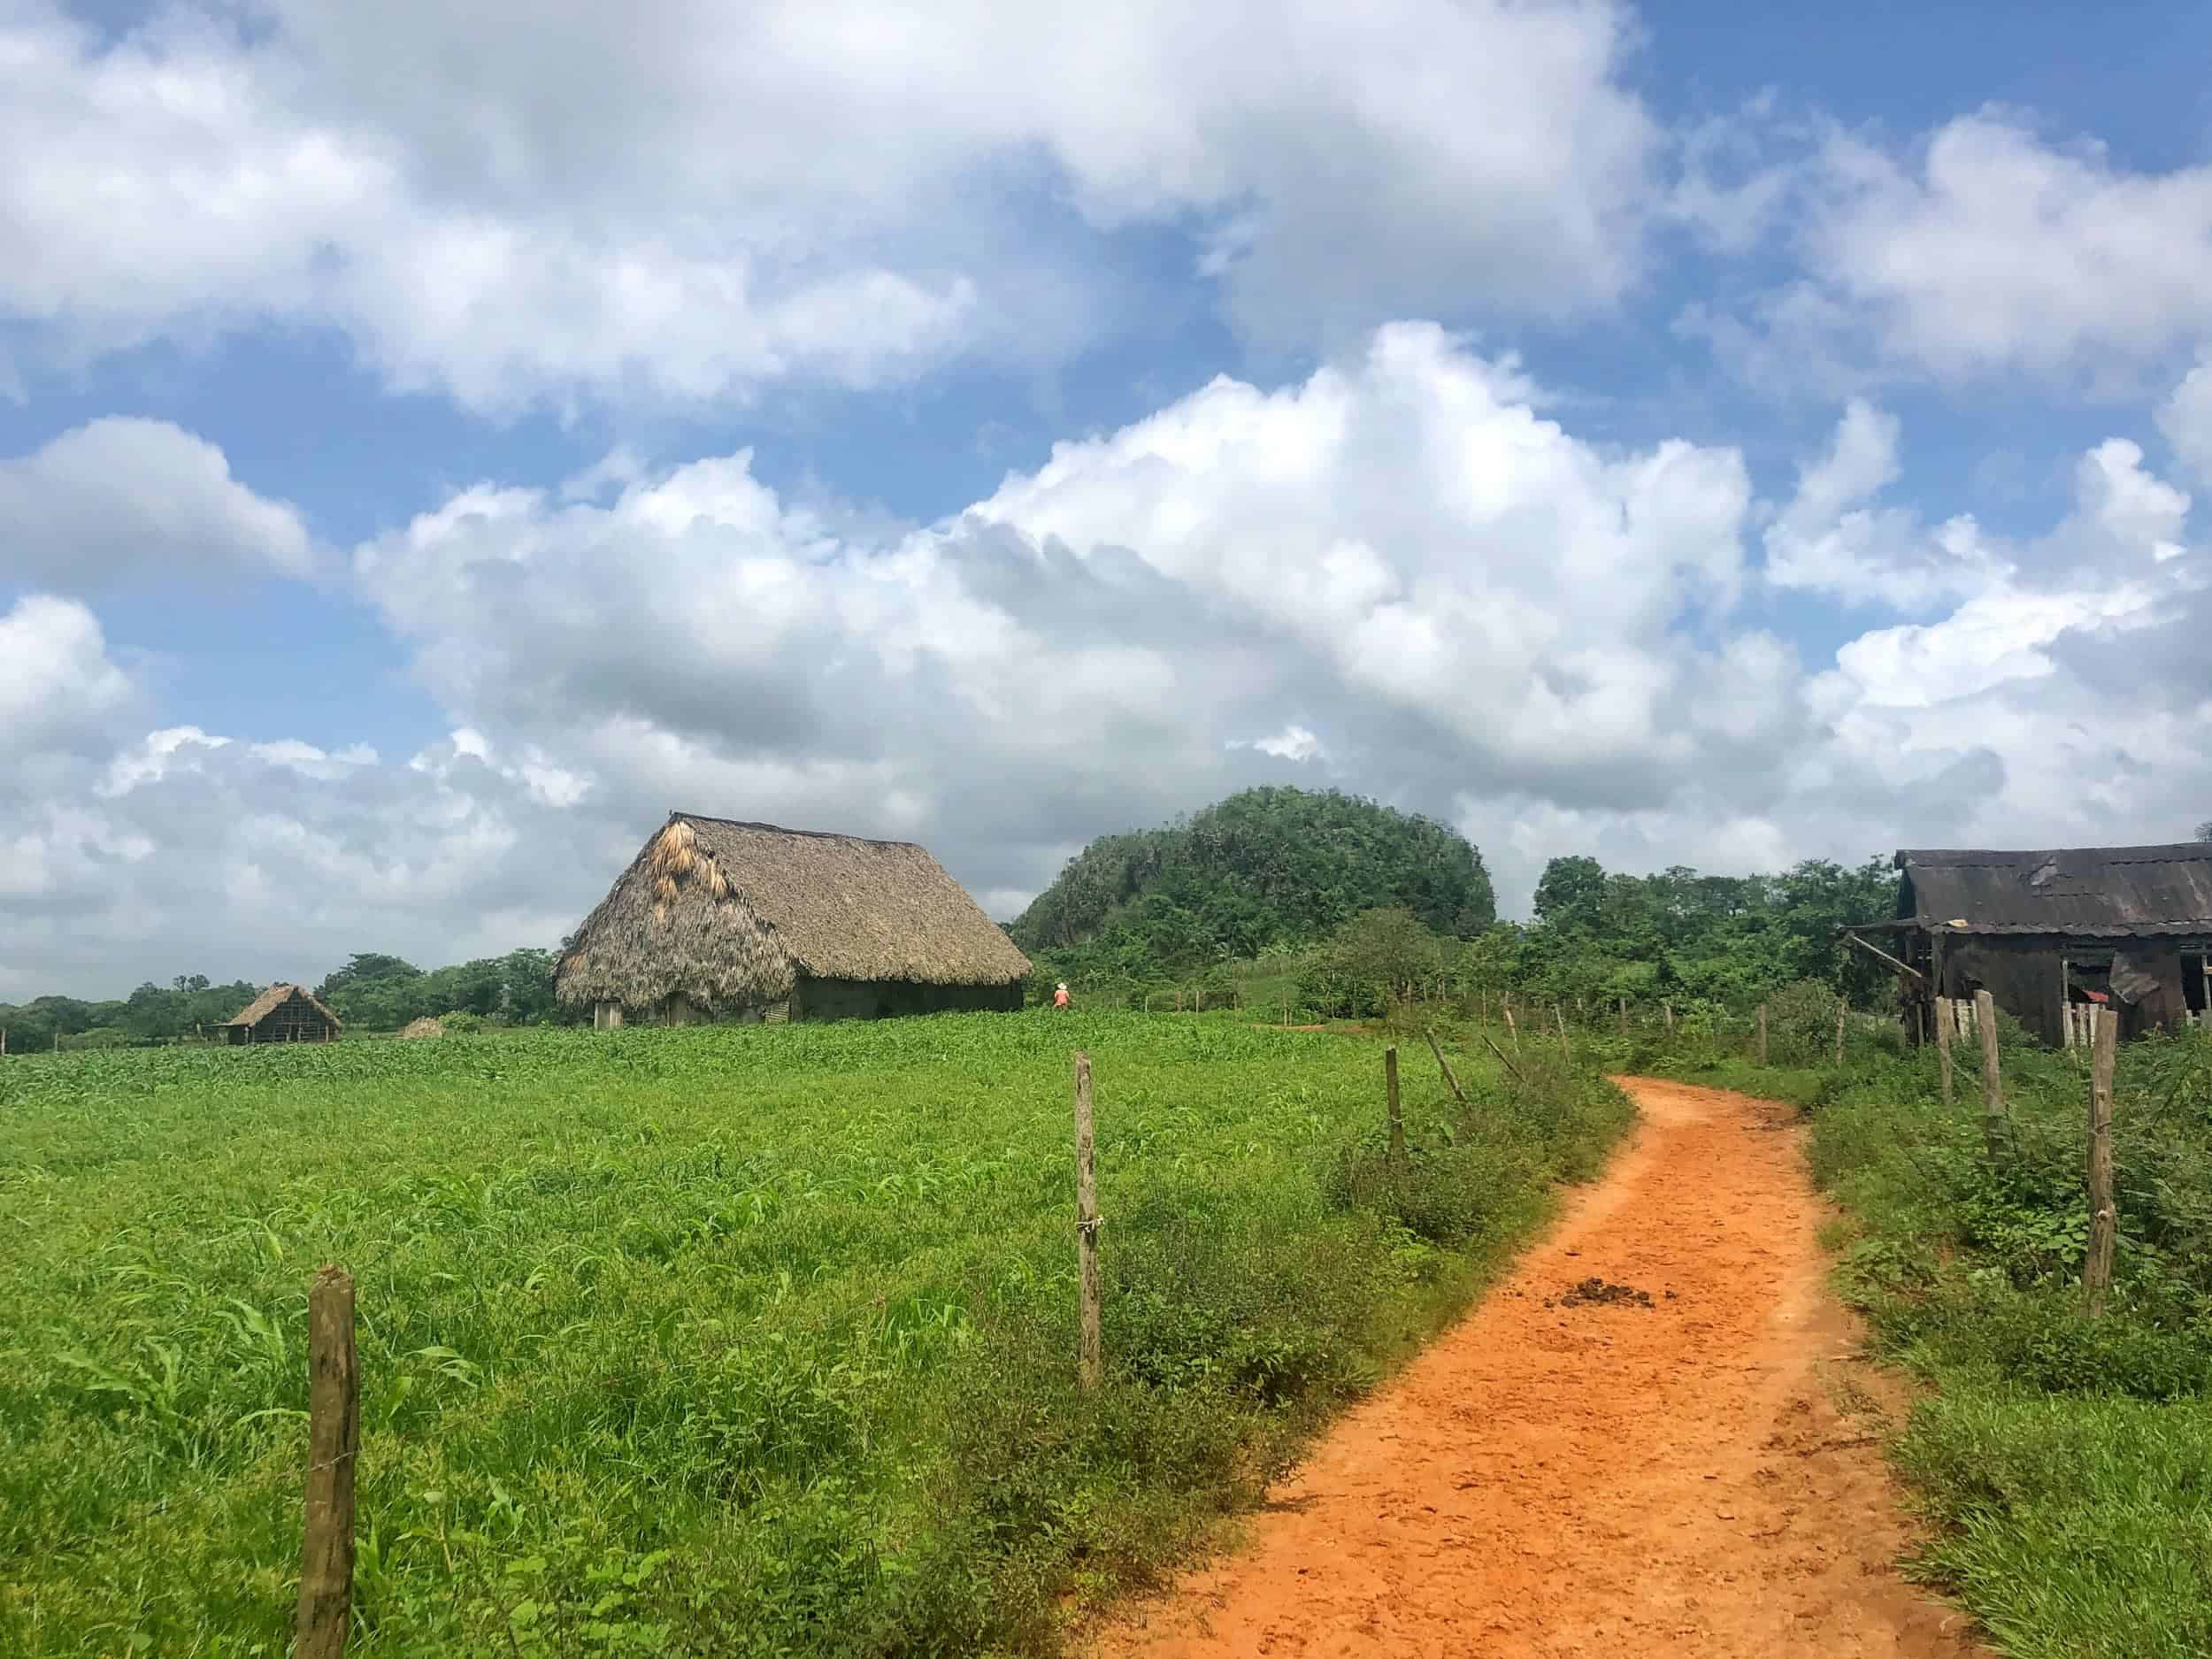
1663 1001 1673 1034
2084 1007 2117 1315
1756 1003 1768 1066
1385 1047 1405 1169
296 1266 358 1659
1503 1003 1520 1056
1933 995 1955 1108
1425 1029 1468 1106
1617 997 1628 1034
1073 1053 1102 1390
1834 996 1847 1064
1554 1005 1572 1064
1975 989 2006 1157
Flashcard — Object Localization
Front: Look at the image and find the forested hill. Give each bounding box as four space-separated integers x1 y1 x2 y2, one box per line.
1009 787 1494 969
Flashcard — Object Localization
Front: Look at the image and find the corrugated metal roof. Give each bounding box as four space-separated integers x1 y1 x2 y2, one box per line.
1894 844 2212 936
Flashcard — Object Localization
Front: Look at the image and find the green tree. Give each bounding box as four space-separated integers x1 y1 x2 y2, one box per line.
1327 909 1448 995
1532 856 1607 930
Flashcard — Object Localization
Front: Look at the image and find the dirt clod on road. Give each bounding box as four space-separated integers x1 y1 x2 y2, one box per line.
1554 1276 1655 1310
1091 1077 1990 1659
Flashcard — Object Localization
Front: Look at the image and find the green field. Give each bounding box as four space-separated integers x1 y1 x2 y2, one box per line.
0 1011 1628 1657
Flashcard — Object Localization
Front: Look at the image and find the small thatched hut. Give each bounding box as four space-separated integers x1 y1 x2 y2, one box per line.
554 813 1033 1026
220 984 342 1045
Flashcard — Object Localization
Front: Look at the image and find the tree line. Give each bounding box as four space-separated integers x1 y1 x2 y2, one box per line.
0 949 574 1052
1034 846 1901 1018
1273 854 1898 1020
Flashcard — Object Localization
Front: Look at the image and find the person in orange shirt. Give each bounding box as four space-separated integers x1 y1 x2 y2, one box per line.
1053 981 1071 1010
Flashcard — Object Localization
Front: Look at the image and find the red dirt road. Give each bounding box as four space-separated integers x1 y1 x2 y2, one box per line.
1093 1078 1990 1659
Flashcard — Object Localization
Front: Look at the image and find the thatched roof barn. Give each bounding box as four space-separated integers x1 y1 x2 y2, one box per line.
555 813 1033 1025
220 984 342 1045
1847 844 2212 1044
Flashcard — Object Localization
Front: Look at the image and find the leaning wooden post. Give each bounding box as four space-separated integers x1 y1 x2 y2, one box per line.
1503 1002 1520 1056
1756 1002 1769 1065
1554 1004 1572 1064
1975 989 2006 1156
1385 1047 1405 1169
1932 995 1955 1105
296 1266 358 1659
2085 1006 2117 1315
1833 995 1847 1064
1072 1053 1102 1390
1425 1029 1468 1106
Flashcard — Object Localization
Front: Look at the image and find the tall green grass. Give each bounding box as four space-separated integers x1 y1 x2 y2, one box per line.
0 1010 1627 1656
1644 1007 2212 1659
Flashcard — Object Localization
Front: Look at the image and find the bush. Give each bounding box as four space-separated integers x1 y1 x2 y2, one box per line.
1325 1141 1525 1246
437 1010 485 1034
1765 978 1846 1064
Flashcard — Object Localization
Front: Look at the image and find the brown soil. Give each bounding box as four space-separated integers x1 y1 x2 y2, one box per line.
1090 1078 1991 1659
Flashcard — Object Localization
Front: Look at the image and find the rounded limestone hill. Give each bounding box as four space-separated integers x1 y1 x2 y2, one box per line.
1009 786 1494 964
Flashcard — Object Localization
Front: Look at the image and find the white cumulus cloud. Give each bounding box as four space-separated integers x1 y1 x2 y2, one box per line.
6 326 2212 994
2 418 312 588
0 0 1659 411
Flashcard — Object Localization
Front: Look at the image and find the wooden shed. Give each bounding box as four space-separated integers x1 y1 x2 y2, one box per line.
220 984 343 1045
553 813 1033 1027
1846 844 2212 1045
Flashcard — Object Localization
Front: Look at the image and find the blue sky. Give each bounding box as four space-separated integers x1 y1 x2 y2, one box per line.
4 0 2211 997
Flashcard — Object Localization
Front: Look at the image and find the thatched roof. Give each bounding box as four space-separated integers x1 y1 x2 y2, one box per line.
555 813 1032 1012
222 984 343 1029
1895 844 2212 937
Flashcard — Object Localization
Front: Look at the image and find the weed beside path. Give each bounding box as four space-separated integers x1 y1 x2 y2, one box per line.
0 1010 1627 1656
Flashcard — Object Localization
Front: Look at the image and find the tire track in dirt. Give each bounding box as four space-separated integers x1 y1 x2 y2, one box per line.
1091 1078 1990 1659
